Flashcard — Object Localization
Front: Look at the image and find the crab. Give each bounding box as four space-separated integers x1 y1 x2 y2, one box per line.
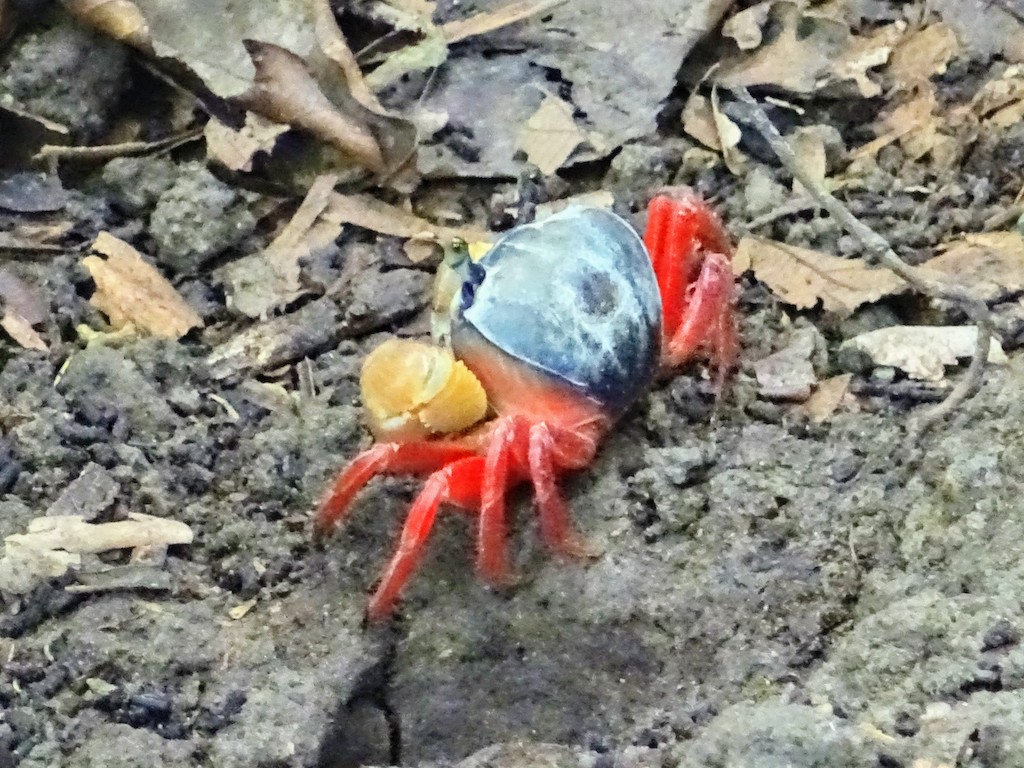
315 191 737 619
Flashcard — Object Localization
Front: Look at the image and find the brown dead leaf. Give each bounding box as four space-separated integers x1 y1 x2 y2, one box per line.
716 2 895 97
220 174 344 317
711 86 747 174
442 0 566 44
790 126 827 194
516 94 587 175
239 41 385 175
682 93 721 151
802 373 854 423
733 237 907 316
928 232 1024 301
312 0 385 114
327 193 490 243
841 326 1007 381
83 233 202 338
1 313 47 351
65 0 152 48
888 24 959 93
0 268 49 351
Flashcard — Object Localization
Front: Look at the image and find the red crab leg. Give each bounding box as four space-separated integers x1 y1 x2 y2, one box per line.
527 424 596 558
477 417 528 586
316 441 477 537
663 251 737 384
368 456 486 619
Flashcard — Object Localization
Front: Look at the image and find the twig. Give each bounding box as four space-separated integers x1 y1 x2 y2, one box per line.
730 87 993 442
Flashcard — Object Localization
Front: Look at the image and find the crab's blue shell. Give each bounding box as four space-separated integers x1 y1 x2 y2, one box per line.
450 206 662 416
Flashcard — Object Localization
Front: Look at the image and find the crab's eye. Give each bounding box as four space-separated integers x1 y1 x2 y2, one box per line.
460 262 486 310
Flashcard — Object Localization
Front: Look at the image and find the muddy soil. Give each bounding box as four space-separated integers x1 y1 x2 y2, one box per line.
2 9 1024 768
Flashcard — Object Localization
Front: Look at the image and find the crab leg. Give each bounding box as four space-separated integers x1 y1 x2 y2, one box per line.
527 424 596 559
316 441 477 537
477 418 527 586
368 456 486 619
662 251 737 382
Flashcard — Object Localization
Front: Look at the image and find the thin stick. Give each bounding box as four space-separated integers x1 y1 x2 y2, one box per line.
730 87 993 441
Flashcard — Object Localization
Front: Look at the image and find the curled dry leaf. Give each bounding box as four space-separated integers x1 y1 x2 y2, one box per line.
841 326 1007 381
83 232 203 338
516 94 588 175
239 41 385 175
733 236 907 317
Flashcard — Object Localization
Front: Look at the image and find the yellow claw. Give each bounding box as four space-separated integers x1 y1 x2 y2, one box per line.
360 338 488 442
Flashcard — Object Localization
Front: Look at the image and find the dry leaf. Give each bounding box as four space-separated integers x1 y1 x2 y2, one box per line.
832 22 903 98
802 373 854 423
535 190 615 220
327 193 490 243
8 513 193 554
716 3 900 98
0 268 48 350
790 126 827 194
733 237 907 316
442 0 565 43
516 94 587 175
239 41 385 175
841 326 1007 381
83 232 202 338
888 24 959 92
682 93 721 150
312 0 386 114
1 312 47 351
928 232 1024 301
66 0 152 48
711 86 746 174
220 174 343 317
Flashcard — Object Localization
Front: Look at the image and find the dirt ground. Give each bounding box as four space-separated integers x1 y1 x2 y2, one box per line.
2 2 1024 767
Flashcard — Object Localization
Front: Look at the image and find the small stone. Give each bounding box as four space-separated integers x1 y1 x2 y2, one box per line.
982 618 1020 651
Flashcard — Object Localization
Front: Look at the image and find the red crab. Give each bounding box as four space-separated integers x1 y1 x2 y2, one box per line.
315 191 737 619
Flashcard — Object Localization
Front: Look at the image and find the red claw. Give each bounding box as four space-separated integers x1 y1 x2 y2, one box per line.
644 191 738 387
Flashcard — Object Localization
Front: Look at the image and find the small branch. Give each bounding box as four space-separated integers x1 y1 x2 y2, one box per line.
730 87 993 440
